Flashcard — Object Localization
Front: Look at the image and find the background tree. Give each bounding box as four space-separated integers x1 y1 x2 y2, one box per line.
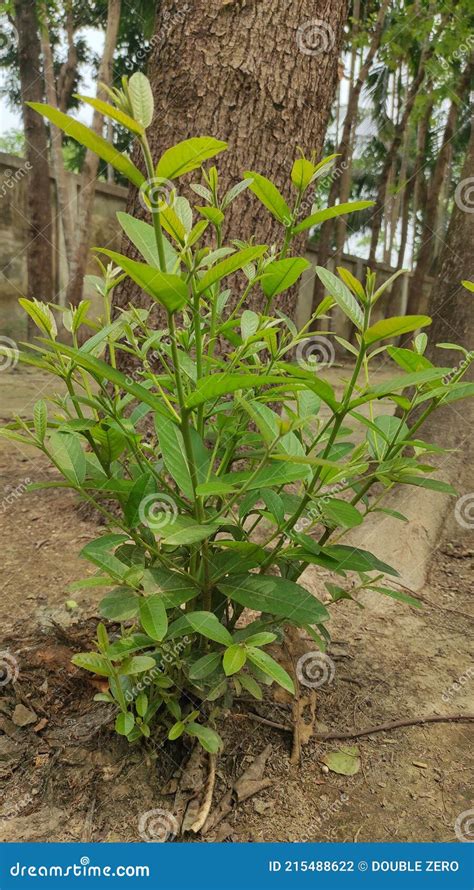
113 0 350 321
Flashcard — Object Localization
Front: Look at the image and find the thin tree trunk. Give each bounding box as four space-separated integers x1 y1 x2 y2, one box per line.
368 48 432 264
39 4 76 271
406 65 471 316
313 0 390 307
13 0 54 333
113 0 349 334
65 0 122 306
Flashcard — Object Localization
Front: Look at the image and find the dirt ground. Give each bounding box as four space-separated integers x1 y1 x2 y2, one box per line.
0 366 472 843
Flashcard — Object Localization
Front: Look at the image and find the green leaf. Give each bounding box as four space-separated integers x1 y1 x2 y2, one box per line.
99 588 139 621
185 722 223 753
291 157 317 191
218 574 329 626
155 413 193 499
142 567 198 608
238 673 263 700
75 94 144 135
33 400 47 443
139 595 168 641
71 652 112 677
48 431 86 485
261 257 310 298
128 72 154 127
120 655 157 675
188 651 222 680
241 309 259 341
371 269 407 305
323 545 399 576
243 632 277 646
223 644 246 676
322 498 363 529
293 201 373 234
185 372 285 408
244 171 291 223
156 137 227 180
80 534 129 579
168 721 185 740
315 267 363 329
162 518 220 546
197 206 225 226
246 647 294 694
394 475 456 494
371 586 422 608
365 315 431 345
197 245 267 294
123 473 155 529
28 103 144 187
386 346 432 373
115 713 135 736
96 248 187 313
136 693 148 717
169 611 232 646
117 212 177 269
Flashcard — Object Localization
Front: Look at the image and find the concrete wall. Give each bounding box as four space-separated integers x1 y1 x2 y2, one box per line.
0 152 127 342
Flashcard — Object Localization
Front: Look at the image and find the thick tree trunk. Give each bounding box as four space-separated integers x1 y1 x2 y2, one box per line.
13 0 54 332
65 0 121 306
405 65 471 316
113 0 349 331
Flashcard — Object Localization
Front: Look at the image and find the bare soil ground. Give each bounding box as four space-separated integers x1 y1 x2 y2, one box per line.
0 367 472 843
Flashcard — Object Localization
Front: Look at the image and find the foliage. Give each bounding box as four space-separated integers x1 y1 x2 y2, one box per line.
1 76 472 752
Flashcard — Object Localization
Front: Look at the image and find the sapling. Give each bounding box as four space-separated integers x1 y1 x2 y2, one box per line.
1 73 473 754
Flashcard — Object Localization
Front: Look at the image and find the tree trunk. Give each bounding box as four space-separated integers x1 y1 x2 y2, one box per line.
13 0 54 332
65 0 122 306
113 0 349 329
368 49 432 264
312 0 390 307
39 4 76 272
425 123 474 362
405 65 471 316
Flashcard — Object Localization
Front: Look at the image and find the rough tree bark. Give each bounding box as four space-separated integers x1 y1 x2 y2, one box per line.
113 0 349 333
65 0 122 306
405 64 471 316
13 0 54 330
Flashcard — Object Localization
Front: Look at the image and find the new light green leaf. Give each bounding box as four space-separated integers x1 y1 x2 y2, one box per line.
97 248 187 313
28 103 144 187
117 212 177 269
139 595 168 641
75 94 144 135
185 373 285 408
244 171 292 223
128 72 154 127
365 315 431 345
293 200 373 234
261 257 310 298
223 644 246 676
196 245 267 294
156 137 227 180
315 266 364 329
246 647 294 694
154 414 193 499
48 431 86 485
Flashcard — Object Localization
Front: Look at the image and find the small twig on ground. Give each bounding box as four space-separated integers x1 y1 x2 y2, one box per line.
235 711 474 741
